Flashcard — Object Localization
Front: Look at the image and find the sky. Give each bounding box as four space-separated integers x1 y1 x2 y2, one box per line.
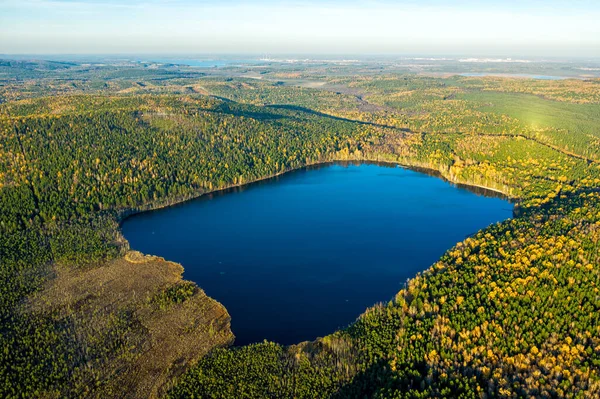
1 0 599 57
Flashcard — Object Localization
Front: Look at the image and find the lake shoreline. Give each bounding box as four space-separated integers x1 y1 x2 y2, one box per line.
118 156 516 230
114 154 517 346
121 160 513 345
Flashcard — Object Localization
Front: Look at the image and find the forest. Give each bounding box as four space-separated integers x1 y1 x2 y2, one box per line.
1 60 600 398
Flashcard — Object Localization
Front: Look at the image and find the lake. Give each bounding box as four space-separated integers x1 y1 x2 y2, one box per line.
459 73 570 80
144 58 264 68
121 162 513 345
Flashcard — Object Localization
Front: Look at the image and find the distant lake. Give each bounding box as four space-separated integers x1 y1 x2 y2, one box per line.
144 59 263 68
460 73 570 80
122 162 513 345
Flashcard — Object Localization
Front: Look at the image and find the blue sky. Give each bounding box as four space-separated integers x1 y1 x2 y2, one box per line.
1 0 599 56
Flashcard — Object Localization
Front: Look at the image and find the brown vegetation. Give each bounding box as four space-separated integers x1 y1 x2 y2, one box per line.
27 251 233 399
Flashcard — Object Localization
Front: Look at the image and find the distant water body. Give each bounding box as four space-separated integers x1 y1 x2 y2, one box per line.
460 73 570 80
145 59 263 68
122 162 513 345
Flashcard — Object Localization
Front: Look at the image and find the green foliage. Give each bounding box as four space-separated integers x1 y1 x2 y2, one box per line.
1 68 600 398
169 340 356 399
458 91 600 160
152 282 197 309
169 191 600 399
0 93 381 397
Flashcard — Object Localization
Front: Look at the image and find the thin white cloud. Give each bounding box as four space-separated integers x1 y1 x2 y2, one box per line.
3 0 131 8
1 0 599 56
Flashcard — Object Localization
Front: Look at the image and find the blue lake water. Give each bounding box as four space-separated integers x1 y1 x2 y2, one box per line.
121 162 513 345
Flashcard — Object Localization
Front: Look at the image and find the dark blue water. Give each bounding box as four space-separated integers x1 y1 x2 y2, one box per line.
122 163 512 345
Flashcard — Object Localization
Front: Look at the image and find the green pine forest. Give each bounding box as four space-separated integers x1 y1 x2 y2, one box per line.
1 62 600 398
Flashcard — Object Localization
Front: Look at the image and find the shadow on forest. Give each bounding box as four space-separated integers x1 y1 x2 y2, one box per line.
332 358 431 398
208 102 290 121
267 104 411 132
204 100 412 131
332 359 392 399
